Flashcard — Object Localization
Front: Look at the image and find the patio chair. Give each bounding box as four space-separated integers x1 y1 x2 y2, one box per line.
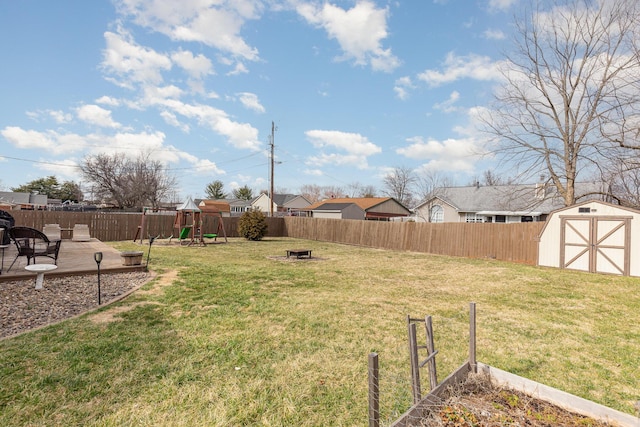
71 224 91 242
43 223 62 240
7 226 62 272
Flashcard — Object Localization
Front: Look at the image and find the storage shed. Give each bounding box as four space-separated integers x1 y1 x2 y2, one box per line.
538 200 640 276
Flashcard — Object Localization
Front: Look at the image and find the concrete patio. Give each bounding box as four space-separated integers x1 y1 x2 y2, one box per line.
0 238 147 282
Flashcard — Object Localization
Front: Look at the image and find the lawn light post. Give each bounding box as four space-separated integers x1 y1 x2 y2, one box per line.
146 235 157 270
94 252 103 305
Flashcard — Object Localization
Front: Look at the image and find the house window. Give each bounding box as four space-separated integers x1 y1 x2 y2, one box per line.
465 213 483 223
429 205 444 223
495 215 506 223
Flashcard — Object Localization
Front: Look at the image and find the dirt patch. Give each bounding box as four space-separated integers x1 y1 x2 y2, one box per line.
136 269 181 296
90 269 180 323
88 301 163 324
267 256 326 262
416 373 614 426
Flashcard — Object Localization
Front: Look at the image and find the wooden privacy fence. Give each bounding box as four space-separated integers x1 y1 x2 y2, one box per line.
282 217 544 265
8 211 543 264
8 211 261 241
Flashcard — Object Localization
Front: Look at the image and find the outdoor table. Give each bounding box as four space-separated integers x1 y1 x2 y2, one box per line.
24 264 58 290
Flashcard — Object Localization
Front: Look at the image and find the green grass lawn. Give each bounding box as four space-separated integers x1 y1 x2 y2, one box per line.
1 237 639 426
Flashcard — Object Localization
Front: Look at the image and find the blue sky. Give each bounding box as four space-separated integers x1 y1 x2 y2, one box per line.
0 0 516 201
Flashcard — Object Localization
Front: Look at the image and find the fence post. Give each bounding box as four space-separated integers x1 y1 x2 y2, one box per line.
368 352 379 427
424 315 438 390
407 321 421 404
469 302 477 373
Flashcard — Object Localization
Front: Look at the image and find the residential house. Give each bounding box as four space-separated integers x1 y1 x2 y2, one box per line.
251 193 312 216
309 202 366 220
413 181 611 223
198 200 232 217
306 197 411 220
226 198 254 216
0 192 48 210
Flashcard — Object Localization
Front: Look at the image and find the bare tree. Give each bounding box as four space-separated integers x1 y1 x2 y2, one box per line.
300 184 345 203
382 166 417 207
482 170 504 186
80 152 177 209
299 184 322 203
603 159 640 208
347 182 378 198
415 170 453 204
483 0 640 206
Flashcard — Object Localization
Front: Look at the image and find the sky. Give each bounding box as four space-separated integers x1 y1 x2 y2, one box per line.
0 0 518 202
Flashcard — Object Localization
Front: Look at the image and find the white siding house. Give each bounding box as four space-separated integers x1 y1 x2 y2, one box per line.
251 193 311 216
414 182 610 223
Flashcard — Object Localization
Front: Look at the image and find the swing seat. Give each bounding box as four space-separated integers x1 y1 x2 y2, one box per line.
203 233 217 239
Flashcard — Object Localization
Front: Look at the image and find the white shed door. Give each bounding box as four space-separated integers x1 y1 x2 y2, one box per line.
560 216 630 275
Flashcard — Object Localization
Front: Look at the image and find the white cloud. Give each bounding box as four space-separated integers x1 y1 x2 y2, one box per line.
101 28 172 88
191 158 225 175
156 99 262 150
433 91 461 113
483 28 505 40
77 104 122 128
114 0 261 61
488 0 517 12
237 92 265 113
1 127 87 154
297 1 400 72
396 135 480 173
171 49 214 79
93 131 168 158
226 62 249 76
140 85 184 106
394 76 415 100
160 111 190 132
95 96 121 106
417 52 503 87
305 129 381 169
49 110 73 124
38 158 82 182
304 168 324 176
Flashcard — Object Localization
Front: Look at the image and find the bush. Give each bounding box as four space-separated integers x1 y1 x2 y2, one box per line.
237 209 268 241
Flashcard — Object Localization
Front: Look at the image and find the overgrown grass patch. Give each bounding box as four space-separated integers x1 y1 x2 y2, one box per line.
1 237 639 425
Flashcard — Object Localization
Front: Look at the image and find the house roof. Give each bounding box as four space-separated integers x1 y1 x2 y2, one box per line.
198 200 231 213
271 193 310 207
313 202 361 211
306 197 399 211
417 182 610 214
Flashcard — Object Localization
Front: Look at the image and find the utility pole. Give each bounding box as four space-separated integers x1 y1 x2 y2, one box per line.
269 121 275 218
